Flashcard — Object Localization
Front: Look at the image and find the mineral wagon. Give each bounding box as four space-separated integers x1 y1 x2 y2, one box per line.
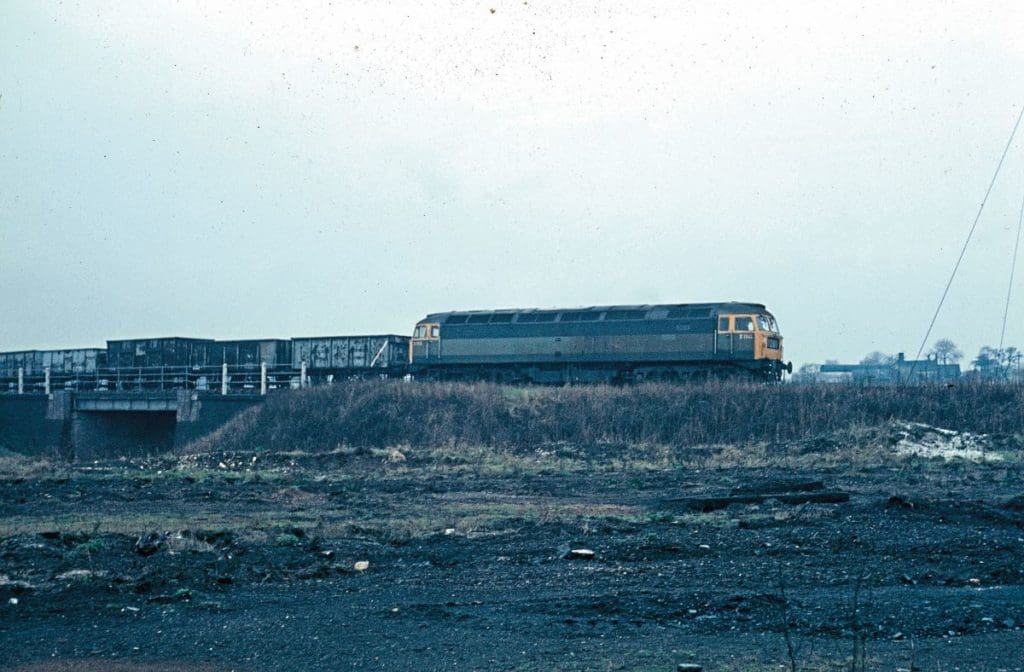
291 335 410 380
105 337 215 369
213 339 293 368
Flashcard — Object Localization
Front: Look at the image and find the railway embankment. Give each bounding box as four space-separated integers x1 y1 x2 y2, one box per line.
184 380 1024 454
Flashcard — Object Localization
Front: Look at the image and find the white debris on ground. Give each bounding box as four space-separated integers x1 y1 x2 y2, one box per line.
164 531 216 555
892 422 1003 463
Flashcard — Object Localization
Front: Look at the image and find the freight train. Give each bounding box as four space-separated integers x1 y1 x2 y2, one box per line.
0 335 409 392
0 300 790 390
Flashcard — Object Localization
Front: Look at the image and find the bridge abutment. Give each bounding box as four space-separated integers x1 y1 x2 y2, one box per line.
0 392 262 460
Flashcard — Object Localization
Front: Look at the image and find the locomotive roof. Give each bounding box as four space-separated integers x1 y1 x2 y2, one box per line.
421 301 770 322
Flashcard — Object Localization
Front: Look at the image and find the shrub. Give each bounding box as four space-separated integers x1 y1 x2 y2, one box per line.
274 532 303 547
71 538 105 557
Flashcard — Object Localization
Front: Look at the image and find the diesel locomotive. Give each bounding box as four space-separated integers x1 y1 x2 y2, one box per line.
410 301 791 383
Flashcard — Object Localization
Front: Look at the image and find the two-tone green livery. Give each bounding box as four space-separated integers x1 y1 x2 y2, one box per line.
410 301 791 383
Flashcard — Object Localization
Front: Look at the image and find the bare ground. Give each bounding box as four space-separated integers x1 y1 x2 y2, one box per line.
2 424 1024 671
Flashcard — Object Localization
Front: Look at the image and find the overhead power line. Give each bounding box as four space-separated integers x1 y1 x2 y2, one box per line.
999 190 1024 352
912 103 1024 367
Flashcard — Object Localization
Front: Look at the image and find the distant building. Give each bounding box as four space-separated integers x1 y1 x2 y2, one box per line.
818 353 960 384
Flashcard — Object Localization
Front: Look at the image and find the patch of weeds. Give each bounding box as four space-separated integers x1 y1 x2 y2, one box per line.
719 659 852 672
646 510 676 524
149 587 194 604
71 537 105 557
243 469 284 483
147 468 216 483
673 510 741 528
381 527 413 547
368 446 409 463
500 386 532 403
193 528 235 545
0 452 59 480
274 532 304 547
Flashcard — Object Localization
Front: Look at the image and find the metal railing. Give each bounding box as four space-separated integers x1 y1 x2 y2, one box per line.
0 362 315 395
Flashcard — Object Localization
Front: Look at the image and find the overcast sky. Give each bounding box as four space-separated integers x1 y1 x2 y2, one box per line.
2 1 1023 367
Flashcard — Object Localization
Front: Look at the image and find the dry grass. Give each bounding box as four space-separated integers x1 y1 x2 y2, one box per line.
0 451 63 480
183 380 1024 454
0 485 646 542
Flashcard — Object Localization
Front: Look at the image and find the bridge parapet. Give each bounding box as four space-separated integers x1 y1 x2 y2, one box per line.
74 391 183 413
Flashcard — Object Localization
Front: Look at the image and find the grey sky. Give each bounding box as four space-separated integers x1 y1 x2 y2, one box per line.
1 1 1023 367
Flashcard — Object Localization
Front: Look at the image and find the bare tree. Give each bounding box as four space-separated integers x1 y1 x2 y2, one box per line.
929 338 963 365
973 346 1004 376
1005 347 1022 378
791 363 821 384
859 351 895 367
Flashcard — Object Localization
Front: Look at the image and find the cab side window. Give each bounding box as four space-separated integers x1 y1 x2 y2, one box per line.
430 326 440 338
718 317 731 332
735 317 754 332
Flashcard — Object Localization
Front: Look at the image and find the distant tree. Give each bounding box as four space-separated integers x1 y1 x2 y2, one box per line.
859 351 895 367
991 346 1023 378
973 346 1004 377
929 338 963 365
1007 347 1024 381
791 363 820 383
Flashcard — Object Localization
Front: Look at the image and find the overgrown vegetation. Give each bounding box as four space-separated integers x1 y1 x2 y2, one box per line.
0 448 62 479
185 380 1024 453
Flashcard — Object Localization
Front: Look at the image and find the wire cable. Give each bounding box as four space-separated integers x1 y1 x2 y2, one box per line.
910 104 1024 376
999 189 1024 352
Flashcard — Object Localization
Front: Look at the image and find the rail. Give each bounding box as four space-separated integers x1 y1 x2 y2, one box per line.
0 362 347 395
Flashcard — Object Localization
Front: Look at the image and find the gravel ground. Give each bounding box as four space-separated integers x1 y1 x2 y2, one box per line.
2 427 1024 671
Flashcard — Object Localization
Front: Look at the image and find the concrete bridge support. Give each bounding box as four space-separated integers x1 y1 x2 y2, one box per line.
0 391 263 460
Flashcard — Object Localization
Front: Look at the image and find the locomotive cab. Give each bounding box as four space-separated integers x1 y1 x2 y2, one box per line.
716 311 790 377
409 322 441 363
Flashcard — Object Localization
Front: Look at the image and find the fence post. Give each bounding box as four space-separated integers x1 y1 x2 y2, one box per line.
17 367 23 394
44 367 50 395
300 361 307 388
221 362 228 395
260 362 267 396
